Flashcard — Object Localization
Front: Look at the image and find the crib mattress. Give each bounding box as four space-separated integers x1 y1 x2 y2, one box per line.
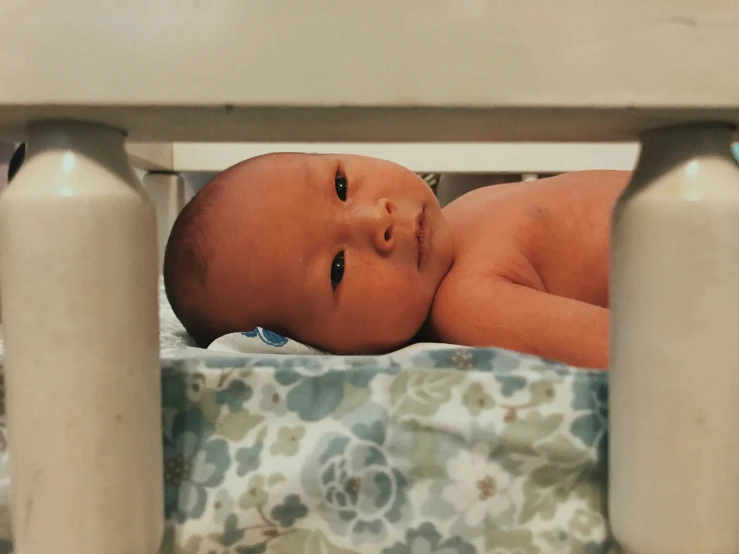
0 345 613 553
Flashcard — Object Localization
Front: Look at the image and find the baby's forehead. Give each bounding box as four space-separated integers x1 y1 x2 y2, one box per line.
239 152 317 183
206 151 342 271
205 216 323 332
209 174 322 267
222 155 329 213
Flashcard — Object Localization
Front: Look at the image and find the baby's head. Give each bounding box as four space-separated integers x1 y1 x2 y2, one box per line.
164 153 455 353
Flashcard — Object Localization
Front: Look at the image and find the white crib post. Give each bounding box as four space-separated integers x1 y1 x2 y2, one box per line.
0 121 163 553
142 172 187 271
609 123 739 554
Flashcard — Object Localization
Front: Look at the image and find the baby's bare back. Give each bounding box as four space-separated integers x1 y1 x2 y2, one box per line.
431 170 631 368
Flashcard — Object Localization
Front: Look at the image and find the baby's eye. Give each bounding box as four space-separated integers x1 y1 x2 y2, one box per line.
331 251 345 290
335 170 347 202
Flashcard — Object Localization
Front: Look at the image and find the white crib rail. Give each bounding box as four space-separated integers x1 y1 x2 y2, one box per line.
1 1 739 142
145 142 642 174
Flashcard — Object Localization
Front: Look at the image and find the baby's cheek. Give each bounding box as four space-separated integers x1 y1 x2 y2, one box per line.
380 288 430 336
342 286 425 342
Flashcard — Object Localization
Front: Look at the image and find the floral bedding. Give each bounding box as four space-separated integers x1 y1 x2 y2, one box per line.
0 346 614 553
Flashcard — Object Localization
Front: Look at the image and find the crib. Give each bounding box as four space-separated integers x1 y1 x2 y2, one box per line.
1 1 739 553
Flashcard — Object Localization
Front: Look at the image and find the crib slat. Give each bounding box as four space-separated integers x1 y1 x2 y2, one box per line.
610 122 739 554
142 172 187 271
0 121 163 554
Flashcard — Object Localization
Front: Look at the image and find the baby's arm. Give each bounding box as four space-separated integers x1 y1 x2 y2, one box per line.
431 277 609 369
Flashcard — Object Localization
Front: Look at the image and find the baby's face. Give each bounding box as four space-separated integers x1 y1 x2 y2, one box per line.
204 153 455 353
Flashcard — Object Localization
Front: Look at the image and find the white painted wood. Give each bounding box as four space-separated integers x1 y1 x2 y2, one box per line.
610 123 739 554
0 0 737 141
142 172 186 270
0 121 163 554
127 142 174 171
171 142 642 173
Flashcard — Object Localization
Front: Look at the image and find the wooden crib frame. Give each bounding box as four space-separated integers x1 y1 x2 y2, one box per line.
1 1 738 553
127 141 642 174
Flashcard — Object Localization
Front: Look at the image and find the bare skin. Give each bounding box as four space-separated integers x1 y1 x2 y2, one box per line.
433 170 629 369
166 152 630 369
178 153 456 354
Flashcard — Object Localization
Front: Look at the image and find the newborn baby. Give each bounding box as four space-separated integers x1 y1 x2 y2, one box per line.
164 153 630 369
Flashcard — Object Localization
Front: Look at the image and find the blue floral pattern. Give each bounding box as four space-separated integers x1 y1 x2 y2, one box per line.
163 409 231 523
383 522 476 554
0 346 611 553
242 327 289 347
570 374 608 460
301 403 412 545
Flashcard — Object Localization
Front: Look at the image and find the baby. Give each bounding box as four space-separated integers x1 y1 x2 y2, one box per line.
164 153 630 369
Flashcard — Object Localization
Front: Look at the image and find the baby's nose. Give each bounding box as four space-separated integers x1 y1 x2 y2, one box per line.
358 198 396 254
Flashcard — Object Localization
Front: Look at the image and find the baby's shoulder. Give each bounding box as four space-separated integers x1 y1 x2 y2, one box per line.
433 252 541 305
427 263 513 344
442 216 545 294
427 267 477 341
444 182 556 245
